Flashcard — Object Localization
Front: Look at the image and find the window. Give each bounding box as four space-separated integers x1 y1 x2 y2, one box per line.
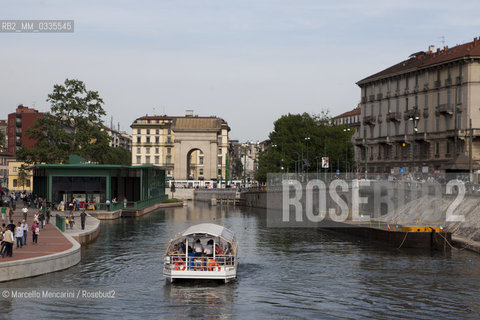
436 117 440 132
13 179 17 187
437 92 441 107
199 169 203 175
167 129 171 134
217 136 222 144
457 114 461 128
370 104 374 116
424 94 428 108
446 141 451 155
387 122 391 136
457 87 462 104
435 142 440 155
145 156 150 164
387 79 391 91
394 123 399 135
447 90 451 107
396 99 399 113
387 100 391 112
405 76 409 88
137 147 141 153
166 156 171 164
13 167 17 172
146 148 150 154
199 156 204 164
445 117 450 131
218 156 222 165
137 137 141 143
155 136 159 143
136 156 141 164
425 71 429 84
146 129 150 134
137 129 141 134
155 156 159 164
167 136 171 144
447 66 451 79
146 136 150 143
414 95 418 107
218 148 222 154
26 180 31 188
369 126 374 139
155 148 159 154
405 97 409 111
396 79 400 90
156 129 159 135
424 119 428 133
167 148 171 154
415 74 418 86
378 124 382 137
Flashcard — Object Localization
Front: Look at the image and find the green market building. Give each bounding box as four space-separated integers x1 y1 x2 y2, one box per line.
33 164 166 208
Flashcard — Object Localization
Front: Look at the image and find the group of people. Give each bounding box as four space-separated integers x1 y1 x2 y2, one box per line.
171 238 226 257
0 220 41 258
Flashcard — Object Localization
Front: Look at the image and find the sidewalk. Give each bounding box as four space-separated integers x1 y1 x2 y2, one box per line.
1 211 72 262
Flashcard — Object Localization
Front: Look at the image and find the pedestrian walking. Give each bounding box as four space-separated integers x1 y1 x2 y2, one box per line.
106 199 111 211
31 221 39 244
68 211 75 229
0 224 7 257
46 206 51 224
3 225 14 257
8 207 14 223
22 219 28 246
38 210 45 229
22 205 28 221
80 209 87 230
15 222 23 248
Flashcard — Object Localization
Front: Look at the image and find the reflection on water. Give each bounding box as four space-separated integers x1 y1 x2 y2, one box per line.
0 201 479 319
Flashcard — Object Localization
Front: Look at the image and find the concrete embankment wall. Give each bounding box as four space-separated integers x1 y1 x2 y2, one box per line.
70 217 101 245
0 233 81 282
165 188 195 200
241 186 480 252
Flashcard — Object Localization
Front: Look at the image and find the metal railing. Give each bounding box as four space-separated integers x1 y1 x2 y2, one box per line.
165 254 236 271
55 214 66 232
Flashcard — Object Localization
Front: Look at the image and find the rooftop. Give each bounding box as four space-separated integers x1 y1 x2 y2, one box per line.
334 107 361 119
357 37 480 85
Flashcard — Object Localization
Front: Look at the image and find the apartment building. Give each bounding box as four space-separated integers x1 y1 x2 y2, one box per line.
356 38 480 175
131 111 230 180
7 105 43 155
333 107 362 168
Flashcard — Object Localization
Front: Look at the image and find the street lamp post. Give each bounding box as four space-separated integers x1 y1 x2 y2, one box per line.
305 137 310 178
343 128 351 179
408 106 420 176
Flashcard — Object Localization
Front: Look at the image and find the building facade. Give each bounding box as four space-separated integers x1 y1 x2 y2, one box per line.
131 111 230 180
7 160 33 192
333 107 362 170
356 38 480 175
7 105 43 155
103 125 132 151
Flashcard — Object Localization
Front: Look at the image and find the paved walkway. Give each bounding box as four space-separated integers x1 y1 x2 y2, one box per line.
1 211 72 263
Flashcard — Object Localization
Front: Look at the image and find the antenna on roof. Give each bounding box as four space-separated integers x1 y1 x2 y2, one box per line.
439 36 445 46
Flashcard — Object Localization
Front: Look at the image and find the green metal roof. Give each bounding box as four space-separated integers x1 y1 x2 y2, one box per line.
34 164 164 170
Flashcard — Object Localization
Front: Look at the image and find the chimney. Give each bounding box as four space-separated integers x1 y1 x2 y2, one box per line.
185 109 194 117
428 45 435 53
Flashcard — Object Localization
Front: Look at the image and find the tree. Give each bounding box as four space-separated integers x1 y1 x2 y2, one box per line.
0 130 5 151
256 112 355 183
17 79 117 164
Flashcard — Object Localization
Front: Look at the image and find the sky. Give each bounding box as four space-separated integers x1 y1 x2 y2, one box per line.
1 0 480 142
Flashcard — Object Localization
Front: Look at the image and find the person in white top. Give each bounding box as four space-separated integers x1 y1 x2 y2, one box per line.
15 222 24 248
22 206 28 221
194 239 203 256
204 239 214 257
22 219 28 246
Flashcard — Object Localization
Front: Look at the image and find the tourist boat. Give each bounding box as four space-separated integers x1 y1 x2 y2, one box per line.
163 223 238 283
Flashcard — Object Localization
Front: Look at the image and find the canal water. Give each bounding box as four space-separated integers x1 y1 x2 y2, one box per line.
1 202 480 319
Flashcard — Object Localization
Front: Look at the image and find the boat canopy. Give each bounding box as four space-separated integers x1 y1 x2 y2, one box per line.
181 223 235 243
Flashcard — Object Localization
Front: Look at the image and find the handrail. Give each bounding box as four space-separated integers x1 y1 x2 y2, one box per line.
165 254 236 271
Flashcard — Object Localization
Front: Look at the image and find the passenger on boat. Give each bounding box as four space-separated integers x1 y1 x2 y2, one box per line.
204 239 213 257
193 239 203 257
215 243 223 255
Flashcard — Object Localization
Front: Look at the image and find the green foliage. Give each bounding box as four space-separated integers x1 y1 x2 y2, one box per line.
17 79 130 165
232 158 243 179
161 198 182 203
256 112 355 183
17 164 30 190
0 130 5 150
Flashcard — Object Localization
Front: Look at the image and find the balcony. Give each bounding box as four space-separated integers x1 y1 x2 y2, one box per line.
404 88 410 95
413 85 419 93
423 83 429 91
386 112 402 122
445 78 452 87
434 80 441 88
369 95 375 102
377 115 383 123
436 104 454 115
456 76 463 85
376 93 383 100
363 115 376 125
361 96 367 103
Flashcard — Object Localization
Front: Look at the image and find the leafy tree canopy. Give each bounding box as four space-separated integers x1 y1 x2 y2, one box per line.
18 79 128 165
256 112 355 183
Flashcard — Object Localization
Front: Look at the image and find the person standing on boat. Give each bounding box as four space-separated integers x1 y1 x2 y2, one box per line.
204 239 214 257
194 239 203 256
